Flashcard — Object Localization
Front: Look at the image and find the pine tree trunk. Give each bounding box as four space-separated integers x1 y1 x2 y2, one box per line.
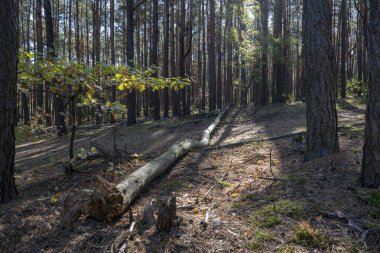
110 0 116 123
216 0 223 109
201 0 206 111
340 0 347 98
170 0 178 117
150 0 160 121
361 0 380 188
126 0 137 125
260 0 269 105
272 0 283 103
163 0 170 118
36 0 44 113
303 0 339 161
0 0 19 204
208 0 216 111
45 0 67 136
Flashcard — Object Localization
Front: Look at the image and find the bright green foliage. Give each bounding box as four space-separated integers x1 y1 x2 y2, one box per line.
18 50 190 120
347 78 367 96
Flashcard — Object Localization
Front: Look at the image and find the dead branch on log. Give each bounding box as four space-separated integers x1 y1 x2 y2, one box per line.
63 109 229 227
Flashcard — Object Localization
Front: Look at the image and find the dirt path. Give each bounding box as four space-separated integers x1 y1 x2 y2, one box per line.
1 100 378 253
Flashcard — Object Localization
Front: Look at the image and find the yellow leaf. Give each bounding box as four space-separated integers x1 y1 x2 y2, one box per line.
231 192 239 197
115 73 122 80
118 83 124 91
193 208 200 214
256 160 264 165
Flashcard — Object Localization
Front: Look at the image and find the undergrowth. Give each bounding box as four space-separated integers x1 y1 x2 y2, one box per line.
292 221 331 250
249 200 305 228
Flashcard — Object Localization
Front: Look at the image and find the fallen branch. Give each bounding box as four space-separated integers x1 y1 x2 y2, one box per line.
207 122 365 150
63 109 228 226
318 210 380 244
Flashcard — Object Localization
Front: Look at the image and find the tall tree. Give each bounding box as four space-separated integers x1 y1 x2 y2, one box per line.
272 0 284 103
150 0 160 120
36 0 43 111
0 0 19 204
45 0 67 136
163 0 170 118
303 0 339 161
216 0 223 109
126 0 136 125
201 0 207 110
361 0 380 187
170 0 178 117
208 0 216 111
259 0 269 105
110 0 116 123
178 0 186 115
340 0 347 98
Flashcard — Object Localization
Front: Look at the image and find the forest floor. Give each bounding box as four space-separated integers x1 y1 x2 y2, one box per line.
1 97 380 253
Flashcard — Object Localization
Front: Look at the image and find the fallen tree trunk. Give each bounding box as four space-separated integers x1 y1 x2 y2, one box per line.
63 109 228 227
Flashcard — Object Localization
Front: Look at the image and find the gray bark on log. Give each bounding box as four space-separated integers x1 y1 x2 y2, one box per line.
63 109 228 226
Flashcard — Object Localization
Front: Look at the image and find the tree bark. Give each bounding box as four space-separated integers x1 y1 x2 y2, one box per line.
110 0 116 124
272 0 284 103
63 109 228 226
361 0 380 187
126 0 136 125
303 0 339 161
259 0 269 105
45 0 67 136
216 0 223 109
0 0 18 204
36 0 44 112
150 0 160 121
163 0 170 118
340 0 347 98
170 0 178 117
208 0 216 111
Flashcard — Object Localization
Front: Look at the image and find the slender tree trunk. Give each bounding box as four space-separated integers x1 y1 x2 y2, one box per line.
126 0 137 125
170 0 178 117
68 0 72 61
303 0 339 161
21 91 30 125
216 0 223 109
272 0 283 103
208 0 216 111
361 0 380 187
75 0 80 61
45 0 66 136
260 0 269 105
0 0 18 204
36 0 43 113
340 0 347 98
110 0 116 123
201 0 206 110
163 0 170 118
150 0 160 120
